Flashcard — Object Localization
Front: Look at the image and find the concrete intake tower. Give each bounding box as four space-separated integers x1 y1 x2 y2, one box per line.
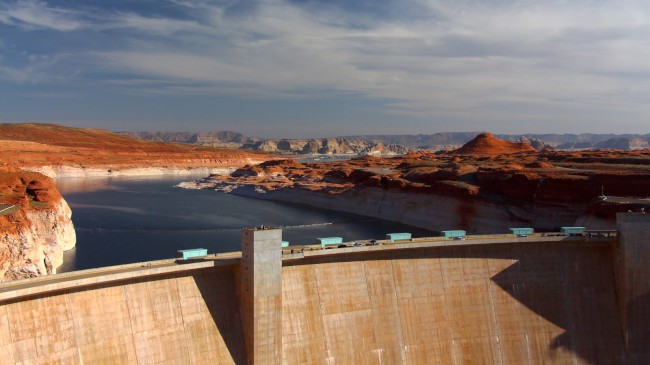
0 213 649 364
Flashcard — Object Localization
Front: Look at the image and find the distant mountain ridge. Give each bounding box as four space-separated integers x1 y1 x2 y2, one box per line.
119 132 410 155
119 131 257 146
345 133 650 148
120 130 650 152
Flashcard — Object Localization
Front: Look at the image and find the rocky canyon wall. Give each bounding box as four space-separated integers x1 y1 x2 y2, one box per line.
0 172 76 282
228 186 594 233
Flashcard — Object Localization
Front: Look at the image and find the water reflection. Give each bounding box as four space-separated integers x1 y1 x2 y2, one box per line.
56 177 119 194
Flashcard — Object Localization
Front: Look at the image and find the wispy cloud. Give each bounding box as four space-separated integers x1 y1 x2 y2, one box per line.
0 53 71 83
2 0 650 134
88 0 650 113
108 12 211 35
0 0 86 31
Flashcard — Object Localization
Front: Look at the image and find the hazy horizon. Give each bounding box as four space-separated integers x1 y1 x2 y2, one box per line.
116 128 650 140
2 1 650 138
4 121 650 141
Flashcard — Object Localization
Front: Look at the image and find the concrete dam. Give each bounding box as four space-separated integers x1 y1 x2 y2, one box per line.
0 213 648 364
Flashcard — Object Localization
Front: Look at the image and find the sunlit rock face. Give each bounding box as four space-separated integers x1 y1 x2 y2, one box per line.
0 171 76 282
181 134 650 231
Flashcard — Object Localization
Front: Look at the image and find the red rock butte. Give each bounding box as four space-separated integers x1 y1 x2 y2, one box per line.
451 132 537 156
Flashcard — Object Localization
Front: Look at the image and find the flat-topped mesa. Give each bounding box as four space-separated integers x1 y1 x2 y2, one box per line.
451 132 537 156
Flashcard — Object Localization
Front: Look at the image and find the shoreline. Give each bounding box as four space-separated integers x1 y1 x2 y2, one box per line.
178 178 617 233
4 164 246 281
24 165 240 179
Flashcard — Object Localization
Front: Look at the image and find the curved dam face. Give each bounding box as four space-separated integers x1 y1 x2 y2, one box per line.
1 214 648 364
281 241 623 364
0 264 247 364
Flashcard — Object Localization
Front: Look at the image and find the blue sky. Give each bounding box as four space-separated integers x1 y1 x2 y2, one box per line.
1 0 649 138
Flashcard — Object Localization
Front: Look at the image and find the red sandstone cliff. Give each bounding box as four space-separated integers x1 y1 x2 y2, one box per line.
183 134 650 231
0 171 75 281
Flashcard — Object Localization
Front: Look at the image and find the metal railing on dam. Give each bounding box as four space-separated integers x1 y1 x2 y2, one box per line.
0 214 646 364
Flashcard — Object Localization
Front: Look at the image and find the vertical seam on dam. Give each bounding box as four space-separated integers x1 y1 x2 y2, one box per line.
388 258 407 363
123 284 139 365
360 259 377 362
3 304 16 364
64 287 81 364
312 263 330 361
172 276 187 336
484 256 504 365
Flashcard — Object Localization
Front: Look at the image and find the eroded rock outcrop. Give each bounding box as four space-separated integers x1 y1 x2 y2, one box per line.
182 134 650 232
242 137 412 155
0 171 76 282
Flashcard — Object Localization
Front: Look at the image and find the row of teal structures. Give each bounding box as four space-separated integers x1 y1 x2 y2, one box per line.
178 227 588 258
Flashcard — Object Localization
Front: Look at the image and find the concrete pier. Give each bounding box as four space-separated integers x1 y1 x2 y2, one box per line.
240 228 282 365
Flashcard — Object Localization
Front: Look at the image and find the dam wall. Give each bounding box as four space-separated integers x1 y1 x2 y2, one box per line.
282 240 624 364
1 222 648 364
0 262 246 364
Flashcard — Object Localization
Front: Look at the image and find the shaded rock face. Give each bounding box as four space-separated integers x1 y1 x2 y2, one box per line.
556 137 650 151
0 171 76 282
121 130 257 145
597 138 650 150
276 139 294 151
302 140 321 154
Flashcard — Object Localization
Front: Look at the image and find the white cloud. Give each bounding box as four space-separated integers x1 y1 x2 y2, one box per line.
0 0 85 31
90 1 650 113
108 12 211 35
0 52 70 83
5 0 650 131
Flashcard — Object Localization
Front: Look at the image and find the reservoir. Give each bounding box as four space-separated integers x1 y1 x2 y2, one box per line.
56 175 434 272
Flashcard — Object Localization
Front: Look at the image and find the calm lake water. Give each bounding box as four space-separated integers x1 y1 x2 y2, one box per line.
56 175 434 272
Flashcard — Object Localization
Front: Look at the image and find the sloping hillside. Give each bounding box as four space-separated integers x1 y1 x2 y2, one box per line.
0 123 270 172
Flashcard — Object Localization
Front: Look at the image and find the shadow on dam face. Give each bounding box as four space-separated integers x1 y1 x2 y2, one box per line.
193 268 247 365
489 245 625 364
289 241 626 364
